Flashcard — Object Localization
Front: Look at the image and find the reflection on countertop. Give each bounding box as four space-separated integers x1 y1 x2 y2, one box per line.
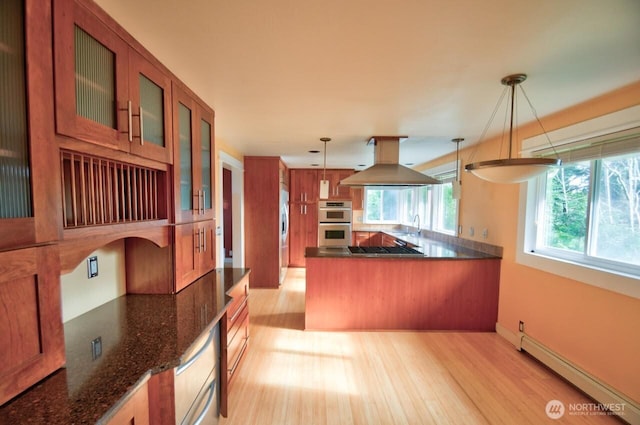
0 268 250 425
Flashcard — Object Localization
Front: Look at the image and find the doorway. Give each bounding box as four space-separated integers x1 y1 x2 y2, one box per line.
217 151 244 268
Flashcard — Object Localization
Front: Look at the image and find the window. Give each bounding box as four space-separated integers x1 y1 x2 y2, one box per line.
520 118 640 293
363 162 458 235
536 151 640 272
364 188 400 223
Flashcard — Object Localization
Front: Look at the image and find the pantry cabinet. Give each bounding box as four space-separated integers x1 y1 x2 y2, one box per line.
53 0 173 163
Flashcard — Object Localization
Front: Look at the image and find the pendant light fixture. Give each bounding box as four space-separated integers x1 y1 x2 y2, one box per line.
451 138 464 199
465 74 561 184
319 137 330 199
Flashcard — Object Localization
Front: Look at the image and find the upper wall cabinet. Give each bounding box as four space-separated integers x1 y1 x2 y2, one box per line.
0 0 60 250
172 83 215 223
53 0 172 164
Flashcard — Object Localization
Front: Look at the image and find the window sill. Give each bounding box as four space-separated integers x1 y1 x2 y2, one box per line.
515 249 640 300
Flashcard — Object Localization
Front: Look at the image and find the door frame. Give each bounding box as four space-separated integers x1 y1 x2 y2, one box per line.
217 151 244 268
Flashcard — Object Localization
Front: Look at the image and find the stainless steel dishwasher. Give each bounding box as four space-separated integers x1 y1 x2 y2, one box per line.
174 324 220 425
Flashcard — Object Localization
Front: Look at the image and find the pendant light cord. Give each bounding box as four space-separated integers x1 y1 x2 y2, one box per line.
467 87 509 163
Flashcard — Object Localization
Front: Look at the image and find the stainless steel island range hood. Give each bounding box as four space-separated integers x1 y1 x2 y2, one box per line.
339 136 441 186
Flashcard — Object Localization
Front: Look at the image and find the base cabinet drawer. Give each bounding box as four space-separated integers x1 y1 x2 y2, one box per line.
221 275 250 417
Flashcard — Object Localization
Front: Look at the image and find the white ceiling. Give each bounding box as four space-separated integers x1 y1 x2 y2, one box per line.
95 0 640 169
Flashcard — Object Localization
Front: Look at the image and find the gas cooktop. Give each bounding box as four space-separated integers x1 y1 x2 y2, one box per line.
348 246 424 256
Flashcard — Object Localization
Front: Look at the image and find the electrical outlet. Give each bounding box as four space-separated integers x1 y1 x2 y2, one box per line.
482 228 488 239
519 321 525 332
91 337 102 360
469 227 475 236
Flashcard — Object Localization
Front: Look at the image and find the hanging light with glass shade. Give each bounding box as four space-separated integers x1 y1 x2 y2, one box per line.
465 74 561 183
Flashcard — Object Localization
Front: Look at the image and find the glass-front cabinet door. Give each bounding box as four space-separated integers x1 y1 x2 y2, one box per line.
199 111 214 216
1 0 31 220
173 84 215 223
54 0 172 163
0 0 59 250
54 1 129 151
172 83 215 223
128 50 173 163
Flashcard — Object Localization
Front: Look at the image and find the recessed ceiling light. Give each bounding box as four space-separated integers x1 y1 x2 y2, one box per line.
310 163 319 167
405 162 414 166
357 164 367 168
308 150 320 154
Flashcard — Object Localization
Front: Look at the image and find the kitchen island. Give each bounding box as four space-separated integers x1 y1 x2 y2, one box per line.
305 237 501 331
0 268 250 425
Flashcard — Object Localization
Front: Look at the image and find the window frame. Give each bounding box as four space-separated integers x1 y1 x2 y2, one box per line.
517 106 640 300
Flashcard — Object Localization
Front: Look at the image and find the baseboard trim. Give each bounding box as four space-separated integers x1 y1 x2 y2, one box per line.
495 323 639 425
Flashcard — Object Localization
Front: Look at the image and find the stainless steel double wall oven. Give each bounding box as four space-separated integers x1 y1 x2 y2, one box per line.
318 200 352 247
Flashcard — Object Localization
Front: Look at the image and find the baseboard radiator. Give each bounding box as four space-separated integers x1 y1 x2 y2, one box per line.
496 324 640 425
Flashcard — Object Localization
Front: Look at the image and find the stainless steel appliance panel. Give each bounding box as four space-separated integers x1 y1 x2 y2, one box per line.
318 200 352 223
318 222 352 247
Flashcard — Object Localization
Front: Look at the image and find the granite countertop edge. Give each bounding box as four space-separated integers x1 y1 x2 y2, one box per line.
0 267 251 425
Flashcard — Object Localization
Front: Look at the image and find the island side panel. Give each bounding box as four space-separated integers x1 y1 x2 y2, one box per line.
305 257 500 331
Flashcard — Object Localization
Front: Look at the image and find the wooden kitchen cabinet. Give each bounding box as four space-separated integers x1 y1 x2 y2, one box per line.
245 157 287 288
288 201 318 267
320 169 354 200
381 233 397 246
53 0 173 163
0 0 60 251
351 186 364 210
290 169 318 203
106 381 150 425
175 220 216 293
353 231 372 247
221 274 250 417
289 169 319 267
172 83 216 224
0 245 65 405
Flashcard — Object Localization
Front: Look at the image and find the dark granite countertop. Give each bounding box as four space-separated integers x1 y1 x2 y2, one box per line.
0 268 250 425
307 236 500 260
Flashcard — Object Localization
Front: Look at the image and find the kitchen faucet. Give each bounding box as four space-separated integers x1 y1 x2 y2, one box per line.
412 214 420 236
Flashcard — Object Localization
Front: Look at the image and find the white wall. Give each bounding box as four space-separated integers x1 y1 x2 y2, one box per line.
60 240 127 322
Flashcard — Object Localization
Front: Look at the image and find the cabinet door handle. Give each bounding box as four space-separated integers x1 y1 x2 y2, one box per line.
201 190 206 214
202 227 206 252
194 228 200 253
300 205 303 215
300 193 303 202
176 327 216 375
127 100 133 142
138 106 144 145
303 205 307 215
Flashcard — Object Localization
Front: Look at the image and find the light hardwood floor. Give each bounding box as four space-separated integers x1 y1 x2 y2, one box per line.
220 268 622 425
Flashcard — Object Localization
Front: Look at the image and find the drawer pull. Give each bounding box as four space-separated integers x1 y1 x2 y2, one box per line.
228 337 248 376
229 296 248 323
176 327 215 376
191 380 216 425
